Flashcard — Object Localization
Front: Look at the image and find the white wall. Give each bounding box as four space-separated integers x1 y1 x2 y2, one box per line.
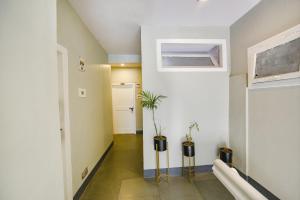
57 0 113 194
230 0 300 199
108 54 141 63
141 26 230 170
0 1 64 200
111 68 143 131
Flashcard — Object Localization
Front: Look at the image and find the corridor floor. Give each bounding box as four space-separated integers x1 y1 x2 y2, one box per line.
80 134 234 200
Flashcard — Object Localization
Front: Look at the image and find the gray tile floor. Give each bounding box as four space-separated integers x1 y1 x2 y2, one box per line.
80 134 233 200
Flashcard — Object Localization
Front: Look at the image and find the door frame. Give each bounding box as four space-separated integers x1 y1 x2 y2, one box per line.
57 44 73 200
112 83 136 134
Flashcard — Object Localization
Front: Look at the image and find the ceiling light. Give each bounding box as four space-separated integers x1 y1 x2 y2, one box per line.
197 0 208 2
120 63 125 67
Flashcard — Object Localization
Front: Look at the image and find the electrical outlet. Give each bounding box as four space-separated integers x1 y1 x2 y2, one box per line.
78 88 86 97
81 167 88 180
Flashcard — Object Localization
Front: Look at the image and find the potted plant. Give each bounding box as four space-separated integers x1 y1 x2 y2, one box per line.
183 122 199 157
219 147 233 166
140 91 167 151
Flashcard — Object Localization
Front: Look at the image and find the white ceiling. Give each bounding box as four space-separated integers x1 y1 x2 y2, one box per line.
68 0 260 54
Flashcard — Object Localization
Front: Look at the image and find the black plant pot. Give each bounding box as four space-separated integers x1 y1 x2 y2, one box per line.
153 136 167 152
219 147 232 164
182 141 195 157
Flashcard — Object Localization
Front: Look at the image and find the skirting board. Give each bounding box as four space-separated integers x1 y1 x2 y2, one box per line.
73 142 114 200
236 169 280 200
144 165 212 178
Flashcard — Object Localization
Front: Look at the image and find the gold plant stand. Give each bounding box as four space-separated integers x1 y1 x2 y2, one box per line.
155 142 169 183
182 151 195 181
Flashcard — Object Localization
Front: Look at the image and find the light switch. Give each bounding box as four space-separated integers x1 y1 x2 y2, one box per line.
78 57 86 72
78 88 87 97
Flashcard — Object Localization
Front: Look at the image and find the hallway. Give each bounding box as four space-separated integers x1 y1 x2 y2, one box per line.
81 134 143 200
80 135 233 200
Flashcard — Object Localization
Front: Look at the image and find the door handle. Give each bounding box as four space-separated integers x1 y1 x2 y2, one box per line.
129 107 134 111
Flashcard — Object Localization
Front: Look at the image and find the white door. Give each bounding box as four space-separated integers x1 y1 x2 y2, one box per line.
112 84 136 134
57 44 73 200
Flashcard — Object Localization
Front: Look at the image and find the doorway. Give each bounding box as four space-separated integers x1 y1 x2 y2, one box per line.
112 83 136 134
57 44 73 200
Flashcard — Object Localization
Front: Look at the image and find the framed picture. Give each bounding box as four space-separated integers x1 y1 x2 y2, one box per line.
248 24 300 86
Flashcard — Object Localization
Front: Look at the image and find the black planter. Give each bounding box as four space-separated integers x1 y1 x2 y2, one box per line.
219 147 232 164
182 141 195 157
153 136 167 152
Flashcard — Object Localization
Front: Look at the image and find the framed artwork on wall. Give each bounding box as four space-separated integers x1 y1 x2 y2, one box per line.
248 24 300 87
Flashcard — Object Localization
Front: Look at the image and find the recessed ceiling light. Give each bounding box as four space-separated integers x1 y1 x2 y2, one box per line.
120 63 125 66
197 0 208 2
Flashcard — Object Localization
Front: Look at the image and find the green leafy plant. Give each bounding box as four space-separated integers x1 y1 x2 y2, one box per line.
140 91 167 136
186 122 199 142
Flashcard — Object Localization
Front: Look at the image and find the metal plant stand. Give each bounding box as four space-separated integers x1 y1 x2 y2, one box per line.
182 142 195 181
155 142 169 183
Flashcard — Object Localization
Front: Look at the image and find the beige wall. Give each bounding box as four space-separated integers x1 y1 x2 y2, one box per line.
229 74 247 173
230 0 300 76
142 26 230 170
111 67 143 130
230 0 300 199
0 1 64 199
57 0 113 194
248 87 300 199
